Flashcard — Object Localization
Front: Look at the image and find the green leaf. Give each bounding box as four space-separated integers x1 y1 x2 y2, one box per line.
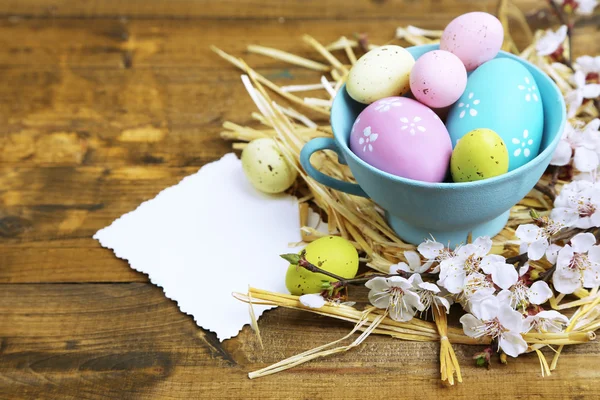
280 253 301 265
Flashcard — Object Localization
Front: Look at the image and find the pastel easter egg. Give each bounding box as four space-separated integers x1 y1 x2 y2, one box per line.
451 128 509 182
285 236 359 296
349 97 452 182
440 12 504 71
242 138 297 193
410 50 467 108
346 45 415 104
446 58 544 172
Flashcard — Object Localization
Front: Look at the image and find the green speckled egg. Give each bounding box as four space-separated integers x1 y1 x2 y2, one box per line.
242 138 297 194
451 128 509 182
285 236 359 296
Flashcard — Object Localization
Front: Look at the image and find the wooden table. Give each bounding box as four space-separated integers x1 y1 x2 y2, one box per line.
1 1 599 398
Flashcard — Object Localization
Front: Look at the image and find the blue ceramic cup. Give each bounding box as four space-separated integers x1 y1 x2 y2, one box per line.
300 44 566 247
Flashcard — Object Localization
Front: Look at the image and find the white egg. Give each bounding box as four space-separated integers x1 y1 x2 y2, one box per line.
241 138 298 194
346 45 415 104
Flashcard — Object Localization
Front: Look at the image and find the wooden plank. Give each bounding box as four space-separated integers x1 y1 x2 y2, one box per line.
0 248 146 283
0 17 596 71
0 283 599 399
0 0 543 19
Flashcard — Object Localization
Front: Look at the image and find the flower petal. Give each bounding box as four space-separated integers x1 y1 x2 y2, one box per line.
404 250 422 271
472 236 493 257
365 276 389 291
419 281 440 293
499 332 528 357
460 313 483 338
588 245 600 263
583 265 600 288
498 304 525 333
472 296 499 321
552 269 581 294
299 294 326 309
574 147 600 172
527 281 553 305
528 238 549 261
550 139 573 166
417 240 444 260
480 254 506 274
515 224 541 242
571 232 596 253
545 244 563 264
491 264 519 290
391 262 410 274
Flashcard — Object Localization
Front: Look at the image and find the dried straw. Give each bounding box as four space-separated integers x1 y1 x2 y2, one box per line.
216 2 600 381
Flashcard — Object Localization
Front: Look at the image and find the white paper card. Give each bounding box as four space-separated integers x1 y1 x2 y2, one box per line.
94 153 308 341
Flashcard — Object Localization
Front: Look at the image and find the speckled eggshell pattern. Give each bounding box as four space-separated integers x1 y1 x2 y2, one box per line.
241 138 298 193
349 97 452 182
346 45 415 104
451 128 509 182
410 50 467 108
446 58 544 172
440 12 504 71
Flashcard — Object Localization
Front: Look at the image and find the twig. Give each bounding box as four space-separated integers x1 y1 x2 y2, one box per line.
541 264 557 282
535 183 557 202
547 0 573 68
506 253 529 265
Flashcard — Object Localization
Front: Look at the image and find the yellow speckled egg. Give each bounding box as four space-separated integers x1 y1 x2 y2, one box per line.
346 45 415 104
242 138 297 194
285 236 359 295
451 128 509 182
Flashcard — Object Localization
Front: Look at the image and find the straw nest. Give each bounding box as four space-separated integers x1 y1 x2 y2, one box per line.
213 0 600 385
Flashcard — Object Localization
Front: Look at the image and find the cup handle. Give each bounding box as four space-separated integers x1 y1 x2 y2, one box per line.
300 137 369 198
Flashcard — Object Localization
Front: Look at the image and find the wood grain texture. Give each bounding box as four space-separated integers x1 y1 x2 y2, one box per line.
1 284 600 400
1 0 599 398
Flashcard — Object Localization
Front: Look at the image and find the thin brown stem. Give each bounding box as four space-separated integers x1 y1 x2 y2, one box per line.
547 0 573 68
541 264 557 282
506 253 529 265
297 259 347 282
535 183 557 202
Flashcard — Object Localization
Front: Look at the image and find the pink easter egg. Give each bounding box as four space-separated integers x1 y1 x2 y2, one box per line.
349 97 452 182
440 12 504 71
410 50 467 108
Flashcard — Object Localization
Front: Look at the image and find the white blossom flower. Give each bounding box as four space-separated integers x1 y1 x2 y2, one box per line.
551 179 600 228
417 239 454 262
460 295 528 357
575 55 600 77
409 274 452 314
366 276 425 322
497 280 553 311
438 237 516 294
299 293 326 309
399 116 426 135
553 232 600 293
515 219 564 260
536 25 567 57
550 119 600 171
389 250 432 275
524 310 569 333
565 70 600 118
456 92 480 118
359 126 379 152
456 272 496 311
374 98 403 112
